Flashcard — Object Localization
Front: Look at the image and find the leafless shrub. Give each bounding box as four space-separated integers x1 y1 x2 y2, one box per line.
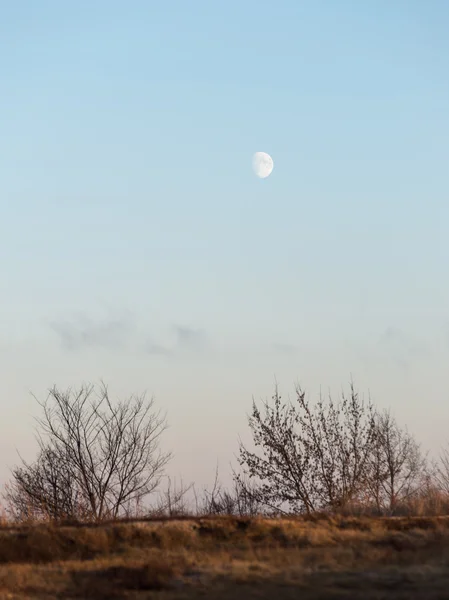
435 444 449 495
151 477 193 517
4 382 171 522
365 410 427 515
237 382 377 514
194 466 264 517
4 446 91 522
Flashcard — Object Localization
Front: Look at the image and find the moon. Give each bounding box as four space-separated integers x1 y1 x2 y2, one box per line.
252 151 274 179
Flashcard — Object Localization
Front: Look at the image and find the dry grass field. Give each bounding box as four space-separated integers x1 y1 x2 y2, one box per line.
1 514 449 599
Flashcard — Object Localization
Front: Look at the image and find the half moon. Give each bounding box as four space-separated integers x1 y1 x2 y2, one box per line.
252 151 274 179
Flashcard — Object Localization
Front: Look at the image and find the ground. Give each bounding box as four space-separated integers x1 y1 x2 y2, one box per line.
1 514 449 598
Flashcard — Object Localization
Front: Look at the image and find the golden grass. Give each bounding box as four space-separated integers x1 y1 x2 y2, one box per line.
1 515 449 598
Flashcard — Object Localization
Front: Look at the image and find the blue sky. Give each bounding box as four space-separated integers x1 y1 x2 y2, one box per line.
1 1 449 489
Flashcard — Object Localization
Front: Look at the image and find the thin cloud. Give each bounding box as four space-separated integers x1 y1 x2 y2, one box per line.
49 313 133 352
144 325 208 357
174 325 206 348
143 325 208 357
48 312 208 358
271 342 299 356
145 341 172 356
378 326 429 369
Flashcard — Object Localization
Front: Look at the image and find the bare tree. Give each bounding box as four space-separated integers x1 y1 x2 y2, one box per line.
366 410 426 515
435 444 449 495
5 382 171 521
237 382 377 514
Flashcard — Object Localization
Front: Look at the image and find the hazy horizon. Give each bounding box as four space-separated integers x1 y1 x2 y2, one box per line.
2 1 449 492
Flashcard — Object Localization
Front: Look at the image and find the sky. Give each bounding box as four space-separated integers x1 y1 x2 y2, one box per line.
1 1 449 491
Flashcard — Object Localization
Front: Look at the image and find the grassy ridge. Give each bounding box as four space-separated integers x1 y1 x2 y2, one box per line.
1 515 449 598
